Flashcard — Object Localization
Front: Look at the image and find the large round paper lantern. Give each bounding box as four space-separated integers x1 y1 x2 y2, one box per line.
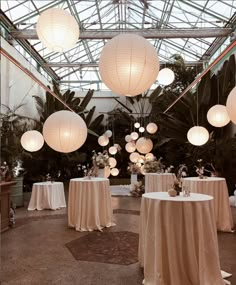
136 137 153 154
109 146 117 155
36 8 79 52
157 68 175 86
104 130 112 138
109 157 117 168
98 135 109 146
134 122 140 128
99 34 159 96
43 110 87 153
226 86 236 124
21 130 44 152
145 153 154 161
146 122 158 134
130 132 139 140
111 168 119 176
125 135 132 142
130 152 140 163
187 126 209 146
207 104 230 127
125 142 136 153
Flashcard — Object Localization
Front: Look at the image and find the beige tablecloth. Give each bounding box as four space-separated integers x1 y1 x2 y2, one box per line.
28 182 66 210
68 177 115 231
145 173 176 193
139 192 225 285
183 177 234 232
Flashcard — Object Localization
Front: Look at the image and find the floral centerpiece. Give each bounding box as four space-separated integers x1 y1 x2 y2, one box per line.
127 163 140 174
143 157 164 173
173 164 188 195
195 159 205 179
92 150 109 169
130 181 145 197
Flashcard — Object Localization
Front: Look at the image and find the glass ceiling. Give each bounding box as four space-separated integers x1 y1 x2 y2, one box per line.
1 0 236 91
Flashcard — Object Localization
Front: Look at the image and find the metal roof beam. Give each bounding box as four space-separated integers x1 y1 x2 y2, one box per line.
10 27 232 39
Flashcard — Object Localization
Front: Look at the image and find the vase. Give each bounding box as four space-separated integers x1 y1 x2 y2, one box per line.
131 174 138 185
97 168 105 178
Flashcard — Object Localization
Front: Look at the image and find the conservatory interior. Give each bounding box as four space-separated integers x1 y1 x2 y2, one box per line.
1 1 236 284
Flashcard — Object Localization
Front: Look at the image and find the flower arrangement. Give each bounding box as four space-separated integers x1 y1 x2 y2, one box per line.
130 181 145 197
165 165 174 173
172 164 188 195
143 157 164 173
127 163 140 174
92 150 109 169
195 159 205 178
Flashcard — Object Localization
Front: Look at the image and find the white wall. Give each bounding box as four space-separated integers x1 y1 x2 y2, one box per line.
1 37 49 120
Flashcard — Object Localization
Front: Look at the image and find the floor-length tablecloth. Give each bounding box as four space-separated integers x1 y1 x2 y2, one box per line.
139 192 225 285
183 177 234 232
145 173 176 193
68 177 115 231
28 182 66 210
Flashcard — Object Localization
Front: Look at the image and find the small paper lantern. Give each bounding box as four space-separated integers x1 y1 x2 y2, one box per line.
157 68 175 86
111 168 119 176
207 104 230 127
109 146 117 155
134 122 140 128
109 157 117 168
130 152 140 163
145 153 154 161
226 87 236 124
136 137 153 154
125 135 132 142
187 126 209 146
138 155 145 163
21 130 44 152
130 132 139 140
125 142 136 153
99 34 160 96
36 8 79 52
146 123 158 134
98 135 109 146
104 130 112 138
43 110 87 153
140 165 145 175
105 166 111 178
139 127 145 133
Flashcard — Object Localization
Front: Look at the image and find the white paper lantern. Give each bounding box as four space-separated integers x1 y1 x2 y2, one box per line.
145 153 154 161
226 86 236 124
109 157 117 168
111 168 119 176
146 122 158 134
138 155 145 163
36 8 79 52
130 132 139 140
125 142 136 153
104 130 112 138
43 110 87 153
207 104 230 127
139 127 145 133
21 130 44 152
98 135 109 146
125 135 132 142
140 165 145 175
134 122 140 128
109 146 117 155
99 34 160 96
130 152 140 163
105 166 111 178
187 126 209 146
157 68 175 86
136 137 153 154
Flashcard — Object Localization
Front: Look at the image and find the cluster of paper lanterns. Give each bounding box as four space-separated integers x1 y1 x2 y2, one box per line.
133 121 158 135
129 152 155 175
98 130 112 147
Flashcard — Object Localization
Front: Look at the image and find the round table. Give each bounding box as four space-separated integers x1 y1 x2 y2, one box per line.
28 182 66 210
145 173 176 193
139 192 225 285
68 177 115 231
183 177 234 232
